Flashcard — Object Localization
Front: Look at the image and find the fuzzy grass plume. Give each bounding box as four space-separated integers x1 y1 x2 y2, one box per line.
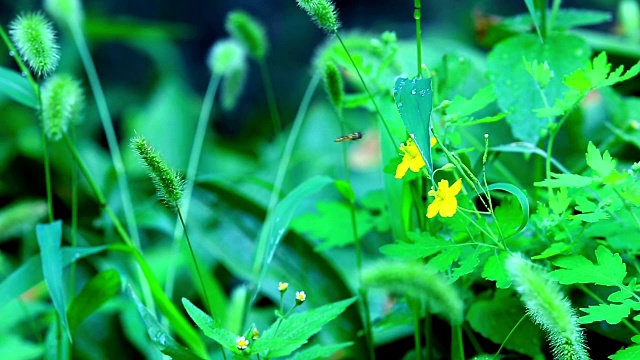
322 60 343 112
131 136 184 209
9 12 60 77
362 261 463 325
296 0 340 33
41 74 84 141
207 38 247 76
225 10 268 60
506 254 589 360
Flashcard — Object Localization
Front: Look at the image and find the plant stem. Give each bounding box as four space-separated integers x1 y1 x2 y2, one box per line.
176 207 212 315
259 59 282 139
68 21 141 249
165 73 221 300
42 124 54 223
493 314 527 360
414 0 423 78
334 32 396 145
409 296 422 360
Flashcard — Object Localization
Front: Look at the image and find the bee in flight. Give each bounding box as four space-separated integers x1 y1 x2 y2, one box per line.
335 132 363 142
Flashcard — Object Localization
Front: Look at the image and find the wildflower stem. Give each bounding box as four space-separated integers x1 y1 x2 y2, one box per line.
335 32 395 145
68 21 141 249
259 59 282 138
451 324 465 360
414 0 423 78
408 296 422 360
165 72 221 300
493 314 528 360
176 207 212 316
612 186 640 230
42 124 55 222
70 127 79 296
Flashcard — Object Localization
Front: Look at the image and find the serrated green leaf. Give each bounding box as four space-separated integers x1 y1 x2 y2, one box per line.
379 233 460 260
487 33 590 143
253 297 356 357
531 242 575 260
466 290 544 359
393 77 434 175
0 66 38 108
586 141 616 178
446 85 496 118
550 246 627 287
428 248 462 271
578 302 633 324
36 221 71 342
131 290 204 360
68 269 121 333
181 298 237 352
482 251 511 288
610 345 640 360
288 342 353 360
450 248 485 283
534 173 593 188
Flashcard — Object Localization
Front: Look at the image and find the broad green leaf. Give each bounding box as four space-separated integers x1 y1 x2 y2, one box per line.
292 201 373 251
428 248 462 271
393 77 434 175
36 221 71 341
578 302 633 325
0 333 44 359
610 345 640 360
467 290 544 359
550 246 627 287
288 342 353 360
450 248 487 283
181 298 237 352
130 290 204 360
487 33 590 143
68 269 122 333
0 246 107 309
482 251 511 288
380 233 461 260
0 66 38 108
446 85 496 119
586 141 616 178
534 173 593 188
253 297 356 357
0 200 47 243
253 176 335 295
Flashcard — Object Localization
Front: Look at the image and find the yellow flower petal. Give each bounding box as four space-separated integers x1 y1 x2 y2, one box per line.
426 198 441 218
395 160 410 179
430 137 437 147
449 178 462 196
439 196 458 217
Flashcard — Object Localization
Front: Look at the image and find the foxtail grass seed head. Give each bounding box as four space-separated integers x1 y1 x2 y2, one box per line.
506 254 589 360
207 38 247 76
225 10 268 60
131 136 184 208
44 0 84 25
296 0 340 33
9 12 60 77
41 74 84 141
363 261 464 325
323 60 344 111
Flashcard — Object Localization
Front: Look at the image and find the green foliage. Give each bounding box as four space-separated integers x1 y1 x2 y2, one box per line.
67 269 121 333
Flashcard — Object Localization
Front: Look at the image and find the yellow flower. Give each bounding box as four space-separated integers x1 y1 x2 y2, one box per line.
426 178 462 218
252 328 260 340
395 137 437 179
278 282 289 293
236 336 249 351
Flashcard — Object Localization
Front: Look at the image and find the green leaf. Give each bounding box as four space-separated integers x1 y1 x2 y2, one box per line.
551 9 612 29
466 290 544 359
534 173 593 188
0 246 107 309
253 176 335 296
482 251 511 288
182 298 238 352
130 290 204 360
379 233 461 260
450 248 486 283
610 345 640 360
393 77 434 175
0 200 48 243
586 141 616 178
253 297 356 357
487 33 590 143
36 221 71 341
578 302 633 325
0 66 38 108
446 85 496 119
0 334 44 359
293 201 373 251
550 246 627 287
334 180 355 204
531 242 575 260
68 269 122 333
288 342 353 360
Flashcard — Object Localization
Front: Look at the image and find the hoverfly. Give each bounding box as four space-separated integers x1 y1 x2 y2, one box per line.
335 131 363 142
